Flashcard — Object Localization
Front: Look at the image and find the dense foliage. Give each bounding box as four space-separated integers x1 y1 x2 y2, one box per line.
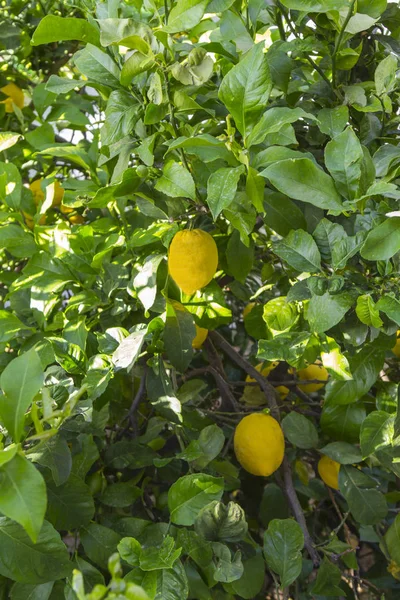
1 0 400 597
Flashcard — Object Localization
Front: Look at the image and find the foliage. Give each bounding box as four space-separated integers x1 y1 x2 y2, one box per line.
1 0 400 597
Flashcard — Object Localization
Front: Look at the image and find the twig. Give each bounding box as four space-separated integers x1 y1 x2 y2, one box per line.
185 365 239 412
332 0 357 88
282 458 321 566
209 331 279 419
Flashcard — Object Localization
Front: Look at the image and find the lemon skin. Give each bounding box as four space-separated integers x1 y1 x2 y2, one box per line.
392 331 400 357
276 385 289 400
241 362 279 407
30 179 64 207
192 325 208 349
297 363 329 393
1 83 24 113
168 229 218 295
234 413 285 477
318 455 340 490
243 302 256 319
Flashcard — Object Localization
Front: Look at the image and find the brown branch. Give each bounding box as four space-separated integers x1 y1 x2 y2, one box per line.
209 331 280 419
209 330 320 566
185 365 239 412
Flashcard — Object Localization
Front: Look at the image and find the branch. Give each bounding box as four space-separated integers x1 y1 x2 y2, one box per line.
282 458 320 566
332 0 357 88
209 330 280 419
185 365 239 412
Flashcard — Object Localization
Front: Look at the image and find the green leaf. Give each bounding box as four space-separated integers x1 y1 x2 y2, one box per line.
112 325 147 371
0 454 46 542
361 217 400 261
164 0 209 33
147 357 182 424
46 473 95 530
319 442 362 464
0 132 22 153
10 582 54 600
120 52 155 87
325 345 384 406
101 90 138 146
356 294 383 327
360 411 394 459
0 349 44 442
339 466 388 525
257 332 311 367
376 295 400 326
0 310 31 343
320 335 352 380
100 481 141 508
166 135 236 165
281 412 319 449
247 106 317 147
275 229 322 273
280 0 348 10
262 158 343 211
263 519 304 589
80 523 122 569
168 473 224 525
384 513 400 566
226 231 254 282
313 218 365 269
317 106 349 138
133 254 164 312
325 127 364 200
0 163 22 209
219 42 272 139
45 75 85 94
375 54 398 96
164 300 195 372
192 424 225 470
307 292 353 333
28 435 72 486
212 543 243 583
311 557 343 596
194 501 248 542
141 536 182 571
264 191 307 237
155 161 196 201
0 518 71 583
227 552 265 600
263 297 298 334
97 18 152 47
321 402 366 443
0 225 36 258
206 166 244 219
31 15 100 46
74 43 120 86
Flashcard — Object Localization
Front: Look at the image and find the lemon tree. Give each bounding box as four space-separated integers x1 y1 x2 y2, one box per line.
1 0 400 597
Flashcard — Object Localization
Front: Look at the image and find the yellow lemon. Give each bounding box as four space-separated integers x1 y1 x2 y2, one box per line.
68 213 85 224
168 229 218 295
392 331 400 357
243 302 256 319
1 83 24 113
297 362 329 393
241 362 279 407
276 385 289 400
234 413 285 476
23 211 46 229
192 325 208 349
318 455 340 490
30 179 64 207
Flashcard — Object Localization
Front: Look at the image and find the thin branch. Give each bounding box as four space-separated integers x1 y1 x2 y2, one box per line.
185 365 239 412
332 0 357 88
209 331 279 419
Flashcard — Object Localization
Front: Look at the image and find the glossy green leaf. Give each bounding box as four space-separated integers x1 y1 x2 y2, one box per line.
164 300 195 372
155 161 196 201
263 519 304 588
281 412 319 449
206 166 244 219
361 217 400 261
31 15 100 46
168 473 224 525
360 411 394 458
275 229 322 273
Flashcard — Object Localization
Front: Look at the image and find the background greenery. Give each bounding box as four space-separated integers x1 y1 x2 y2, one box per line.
1 0 400 597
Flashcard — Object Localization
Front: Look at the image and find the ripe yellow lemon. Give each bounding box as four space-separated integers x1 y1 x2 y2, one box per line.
318 455 340 490
1 83 24 113
234 413 285 476
192 325 208 349
168 229 218 295
241 362 279 407
30 179 64 207
392 331 400 357
243 302 256 319
297 362 329 393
